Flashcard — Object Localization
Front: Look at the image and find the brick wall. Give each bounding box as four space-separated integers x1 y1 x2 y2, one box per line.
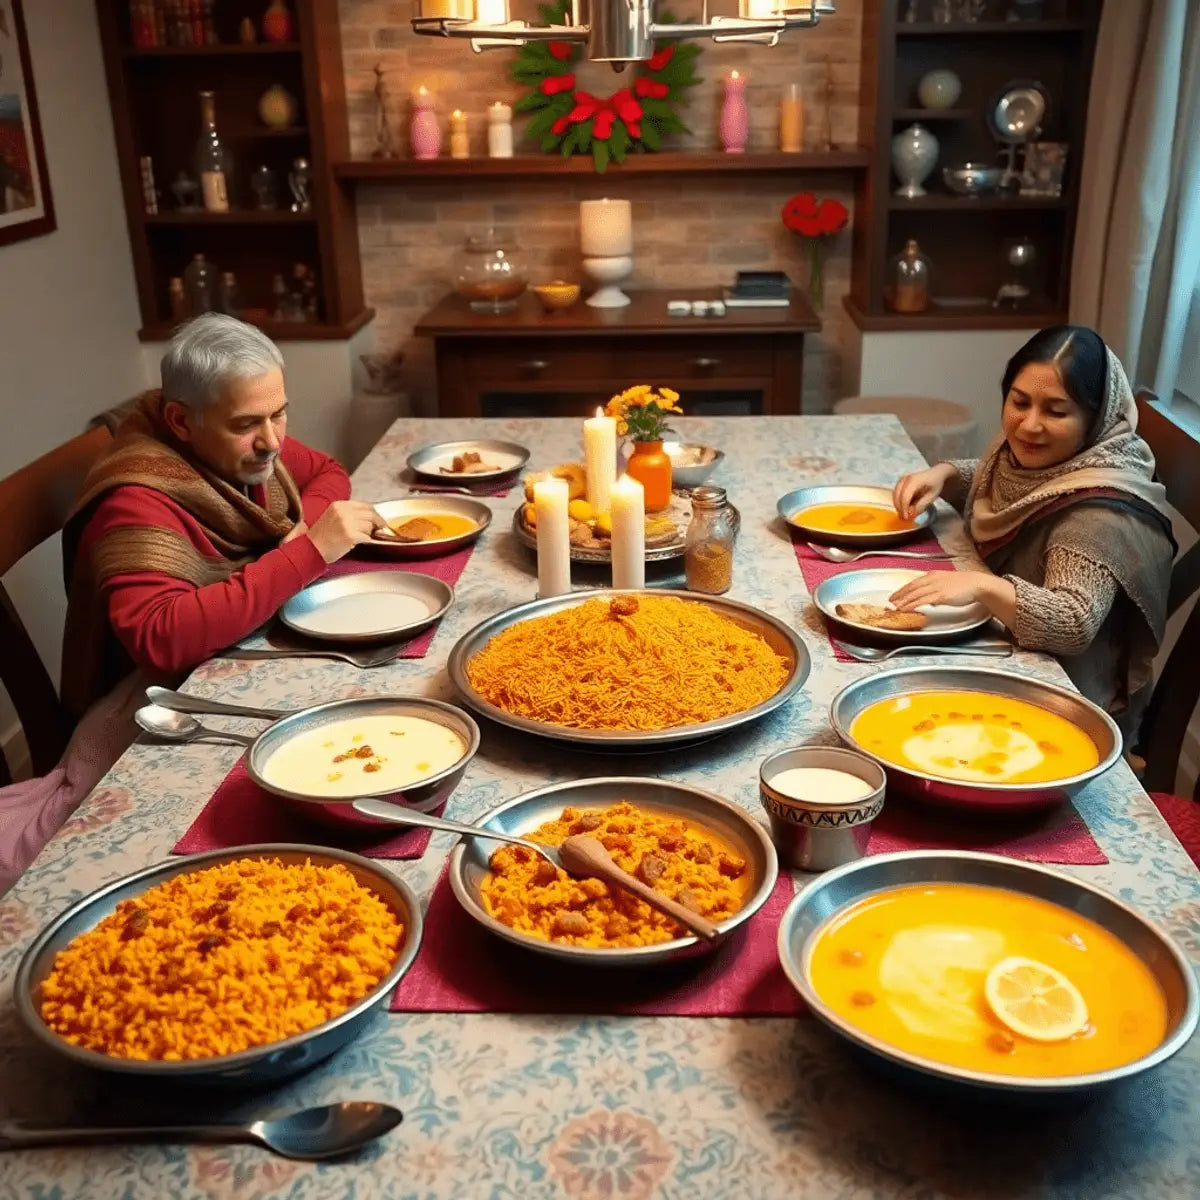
337 1 865 413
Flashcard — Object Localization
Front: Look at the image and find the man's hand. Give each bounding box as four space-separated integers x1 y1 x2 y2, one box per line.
280 520 309 546
306 501 387 564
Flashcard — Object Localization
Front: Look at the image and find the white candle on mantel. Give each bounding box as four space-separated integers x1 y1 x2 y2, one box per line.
580 198 632 258
583 407 617 515
534 478 571 598
611 474 645 591
474 0 509 22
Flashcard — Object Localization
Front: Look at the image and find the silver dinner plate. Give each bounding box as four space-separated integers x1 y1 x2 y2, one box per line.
814 569 991 642
371 496 491 559
447 589 810 749
777 851 1198 1098
448 777 779 965
407 438 530 483
830 665 1122 814
280 570 453 644
14 845 423 1086
778 485 932 548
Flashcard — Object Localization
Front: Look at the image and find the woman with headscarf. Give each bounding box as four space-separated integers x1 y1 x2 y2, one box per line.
889 325 1175 741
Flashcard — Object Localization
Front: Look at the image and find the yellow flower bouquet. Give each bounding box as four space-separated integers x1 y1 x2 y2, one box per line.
605 385 682 442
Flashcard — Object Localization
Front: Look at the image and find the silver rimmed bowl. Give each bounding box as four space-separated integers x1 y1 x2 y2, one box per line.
372 496 492 559
830 665 1122 814
777 850 1198 1099
943 163 1004 196
246 696 481 828
447 589 809 749
14 845 423 1086
448 777 779 965
407 438 529 483
777 485 932 548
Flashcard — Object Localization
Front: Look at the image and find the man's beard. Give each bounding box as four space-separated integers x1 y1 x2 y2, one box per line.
237 455 277 486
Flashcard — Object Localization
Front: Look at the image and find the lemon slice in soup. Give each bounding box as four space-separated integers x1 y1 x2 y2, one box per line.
984 956 1089 1042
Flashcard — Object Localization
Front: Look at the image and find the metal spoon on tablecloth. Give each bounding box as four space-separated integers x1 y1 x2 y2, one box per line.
806 542 952 563
0 1101 403 1160
134 705 255 747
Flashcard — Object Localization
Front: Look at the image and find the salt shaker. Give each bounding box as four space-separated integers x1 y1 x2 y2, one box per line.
685 485 736 595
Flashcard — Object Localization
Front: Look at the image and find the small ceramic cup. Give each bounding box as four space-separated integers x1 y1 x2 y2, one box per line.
759 746 886 873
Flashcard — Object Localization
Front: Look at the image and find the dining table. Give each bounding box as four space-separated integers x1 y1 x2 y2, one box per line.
1 414 1197 1200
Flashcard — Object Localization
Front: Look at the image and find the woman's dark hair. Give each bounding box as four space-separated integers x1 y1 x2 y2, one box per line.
1001 325 1108 427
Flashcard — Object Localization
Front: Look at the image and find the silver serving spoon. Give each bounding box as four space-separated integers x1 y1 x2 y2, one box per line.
807 542 952 563
0 1101 402 1160
352 798 720 940
145 686 293 722
135 705 255 747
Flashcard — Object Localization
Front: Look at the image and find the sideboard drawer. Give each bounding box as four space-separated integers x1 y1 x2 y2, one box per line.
464 342 614 385
619 337 768 381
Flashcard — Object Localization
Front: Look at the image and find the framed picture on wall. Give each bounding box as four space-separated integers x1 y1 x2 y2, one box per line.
0 0 55 247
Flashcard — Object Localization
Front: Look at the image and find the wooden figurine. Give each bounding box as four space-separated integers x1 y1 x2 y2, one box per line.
372 63 397 160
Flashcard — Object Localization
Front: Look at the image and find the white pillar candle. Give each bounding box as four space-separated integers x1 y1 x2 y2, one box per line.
583 408 617 515
611 474 645 591
580 198 632 258
487 102 514 158
739 0 778 15
534 478 571 598
474 0 509 21
419 0 473 17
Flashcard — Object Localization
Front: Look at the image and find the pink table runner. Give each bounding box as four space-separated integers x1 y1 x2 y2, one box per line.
391 870 804 1017
790 530 955 662
172 759 442 860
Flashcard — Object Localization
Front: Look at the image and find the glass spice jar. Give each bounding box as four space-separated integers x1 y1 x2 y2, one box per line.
685 486 737 595
884 238 931 313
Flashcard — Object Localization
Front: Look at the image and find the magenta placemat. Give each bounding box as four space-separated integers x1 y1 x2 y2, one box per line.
391 870 803 1017
791 531 956 663
867 800 1107 865
172 760 442 860
295 542 476 659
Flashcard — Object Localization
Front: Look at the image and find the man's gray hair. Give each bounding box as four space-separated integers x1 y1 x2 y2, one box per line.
160 314 285 412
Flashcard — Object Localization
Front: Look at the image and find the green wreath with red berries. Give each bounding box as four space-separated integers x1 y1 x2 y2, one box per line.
511 1 702 173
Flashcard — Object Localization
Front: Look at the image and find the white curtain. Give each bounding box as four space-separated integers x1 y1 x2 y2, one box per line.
1070 0 1200 402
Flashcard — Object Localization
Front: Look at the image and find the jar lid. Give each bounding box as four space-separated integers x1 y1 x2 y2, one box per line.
691 485 728 508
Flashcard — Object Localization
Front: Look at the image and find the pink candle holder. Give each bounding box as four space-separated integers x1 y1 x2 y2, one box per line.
720 71 749 154
411 87 441 160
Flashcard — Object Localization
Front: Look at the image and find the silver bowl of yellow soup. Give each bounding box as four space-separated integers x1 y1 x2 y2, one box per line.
830 665 1121 814
777 850 1198 1099
245 696 481 829
777 484 933 548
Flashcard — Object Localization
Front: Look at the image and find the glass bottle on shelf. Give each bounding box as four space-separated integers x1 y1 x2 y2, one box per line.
272 273 289 320
194 90 232 212
216 271 242 316
685 486 737 595
183 253 215 314
168 277 187 322
453 230 528 313
885 238 931 313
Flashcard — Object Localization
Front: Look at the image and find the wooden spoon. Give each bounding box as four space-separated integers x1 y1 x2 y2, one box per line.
557 834 722 942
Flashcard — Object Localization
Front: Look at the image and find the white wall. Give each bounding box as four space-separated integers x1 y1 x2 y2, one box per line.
846 327 1042 456
0 0 151 765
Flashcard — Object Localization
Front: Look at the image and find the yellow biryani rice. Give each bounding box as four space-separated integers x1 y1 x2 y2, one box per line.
481 802 754 947
39 857 404 1061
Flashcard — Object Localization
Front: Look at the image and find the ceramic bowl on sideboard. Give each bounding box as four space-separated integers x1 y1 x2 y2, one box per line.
532 280 581 312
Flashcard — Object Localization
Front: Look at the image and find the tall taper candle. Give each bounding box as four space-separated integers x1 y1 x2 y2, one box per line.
534 478 571 597
583 408 617 515
611 474 645 590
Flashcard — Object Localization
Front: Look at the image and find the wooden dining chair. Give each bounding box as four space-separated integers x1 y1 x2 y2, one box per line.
0 425 112 785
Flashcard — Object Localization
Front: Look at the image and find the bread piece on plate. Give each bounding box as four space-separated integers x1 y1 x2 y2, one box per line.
389 516 442 543
835 602 927 631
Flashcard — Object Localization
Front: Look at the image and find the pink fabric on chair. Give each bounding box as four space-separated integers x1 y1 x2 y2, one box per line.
0 673 144 896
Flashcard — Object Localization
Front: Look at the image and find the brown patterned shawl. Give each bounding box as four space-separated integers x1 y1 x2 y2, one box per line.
60 390 302 716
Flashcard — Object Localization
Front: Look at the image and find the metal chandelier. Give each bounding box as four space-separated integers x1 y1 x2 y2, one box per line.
412 0 836 66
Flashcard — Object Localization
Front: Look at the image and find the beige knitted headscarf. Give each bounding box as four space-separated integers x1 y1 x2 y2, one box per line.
965 347 1170 549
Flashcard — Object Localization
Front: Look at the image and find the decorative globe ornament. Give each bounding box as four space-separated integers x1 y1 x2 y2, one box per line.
917 69 962 110
258 85 297 130
891 123 939 199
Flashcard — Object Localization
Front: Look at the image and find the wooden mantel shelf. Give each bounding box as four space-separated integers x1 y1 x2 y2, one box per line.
334 149 871 183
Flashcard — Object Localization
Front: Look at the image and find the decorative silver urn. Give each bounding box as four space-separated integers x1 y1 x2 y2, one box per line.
891 123 939 199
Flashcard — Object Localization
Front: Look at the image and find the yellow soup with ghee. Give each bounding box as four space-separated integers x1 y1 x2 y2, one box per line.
791 502 916 535
850 691 1100 785
808 883 1168 1077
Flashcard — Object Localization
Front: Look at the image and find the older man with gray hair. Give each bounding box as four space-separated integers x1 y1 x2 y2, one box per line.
60 314 384 717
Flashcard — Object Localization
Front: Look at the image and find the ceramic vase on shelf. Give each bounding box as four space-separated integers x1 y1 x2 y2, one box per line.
261 0 293 42
891 123 939 198
624 441 672 513
917 69 962 110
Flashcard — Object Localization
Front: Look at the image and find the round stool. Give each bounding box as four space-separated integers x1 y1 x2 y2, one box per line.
833 396 977 463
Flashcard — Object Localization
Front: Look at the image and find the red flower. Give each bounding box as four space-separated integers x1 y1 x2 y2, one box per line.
568 92 601 123
549 41 573 61
610 88 643 124
781 192 823 237
540 73 576 96
816 198 849 235
551 116 569 135
646 80 669 100
646 46 675 72
634 77 654 99
593 109 616 140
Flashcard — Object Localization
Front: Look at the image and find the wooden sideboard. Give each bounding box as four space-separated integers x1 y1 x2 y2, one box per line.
414 289 821 417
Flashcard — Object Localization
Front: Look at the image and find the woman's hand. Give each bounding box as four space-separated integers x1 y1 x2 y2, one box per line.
890 570 1017 625
892 462 956 521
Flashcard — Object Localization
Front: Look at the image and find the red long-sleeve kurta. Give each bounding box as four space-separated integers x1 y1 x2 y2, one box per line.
75 437 349 676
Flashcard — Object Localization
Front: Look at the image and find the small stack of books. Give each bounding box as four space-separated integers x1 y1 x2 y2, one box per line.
723 271 792 308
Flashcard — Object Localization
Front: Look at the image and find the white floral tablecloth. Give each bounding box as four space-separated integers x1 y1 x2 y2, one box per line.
1 416 1197 1200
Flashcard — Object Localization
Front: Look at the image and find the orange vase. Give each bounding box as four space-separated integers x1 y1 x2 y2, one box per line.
625 440 673 512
